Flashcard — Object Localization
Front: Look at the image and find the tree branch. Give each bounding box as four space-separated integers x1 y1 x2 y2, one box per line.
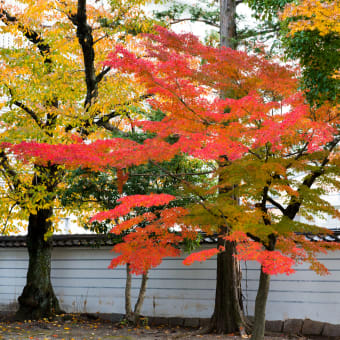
95 67 111 84
284 137 340 219
170 18 219 28
0 151 21 191
248 148 262 160
129 171 214 177
95 120 122 133
0 8 51 63
93 94 153 130
237 25 280 40
149 161 222 219
93 34 108 45
67 0 115 135
266 196 285 214
1 202 18 235
13 100 49 133
69 0 98 112
5 85 52 136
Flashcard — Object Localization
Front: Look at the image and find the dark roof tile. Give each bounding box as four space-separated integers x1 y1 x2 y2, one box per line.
1 230 340 248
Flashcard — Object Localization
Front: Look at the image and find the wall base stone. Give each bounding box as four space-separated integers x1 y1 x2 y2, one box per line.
82 314 340 337
198 318 210 328
283 319 303 335
184 318 199 328
302 319 324 336
265 320 283 333
322 323 340 337
148 317 169 326
169 317 184 327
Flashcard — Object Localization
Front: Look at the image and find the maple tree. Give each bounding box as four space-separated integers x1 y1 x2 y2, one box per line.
0 0 161 320
91 193 195 323
64 155 205 324
7 26 340 339
153 0 278 330
103 27 339 340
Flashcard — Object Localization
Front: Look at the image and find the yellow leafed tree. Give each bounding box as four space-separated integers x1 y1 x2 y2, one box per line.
282 0 340 36
281 0 339 101
0 0 157 320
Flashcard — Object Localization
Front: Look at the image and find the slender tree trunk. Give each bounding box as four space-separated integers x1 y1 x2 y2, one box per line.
125 263 133 321
251 267 271 340
16 208 62 320
133 271 149 324
124 264 149 325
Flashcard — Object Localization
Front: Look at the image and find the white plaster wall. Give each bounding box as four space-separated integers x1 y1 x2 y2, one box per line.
50 246 216 317
1 246 340 323
241 254 340 323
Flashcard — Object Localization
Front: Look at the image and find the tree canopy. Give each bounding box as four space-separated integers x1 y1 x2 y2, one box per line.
11 26 340 272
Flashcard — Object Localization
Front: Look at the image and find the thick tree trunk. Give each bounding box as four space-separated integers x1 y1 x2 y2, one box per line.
208 0 249 334
209 239 250 334
16 208 62 320
220 0 237 49
251 267 271 340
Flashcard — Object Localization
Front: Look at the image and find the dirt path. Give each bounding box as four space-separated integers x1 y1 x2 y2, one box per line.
0 314 318 340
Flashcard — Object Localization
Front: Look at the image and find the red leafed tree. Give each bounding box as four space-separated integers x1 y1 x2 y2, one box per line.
6 27 340 339
88 193 194 324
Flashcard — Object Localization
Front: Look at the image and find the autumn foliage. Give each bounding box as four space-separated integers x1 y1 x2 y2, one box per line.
282 0 340 36
88 193 193 274
0 0 169 320
6 26 340 277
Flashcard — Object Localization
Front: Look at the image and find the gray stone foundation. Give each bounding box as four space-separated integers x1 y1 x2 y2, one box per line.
93 314 340 336
147 316 340 336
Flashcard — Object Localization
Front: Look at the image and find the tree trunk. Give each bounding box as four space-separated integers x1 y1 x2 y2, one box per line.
124 264 149 325
133 271 148 323
251 267 271 340
125 263 133 321
220 0 237 49
208 0 250 333
209 238 251 334
16 208 62 320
